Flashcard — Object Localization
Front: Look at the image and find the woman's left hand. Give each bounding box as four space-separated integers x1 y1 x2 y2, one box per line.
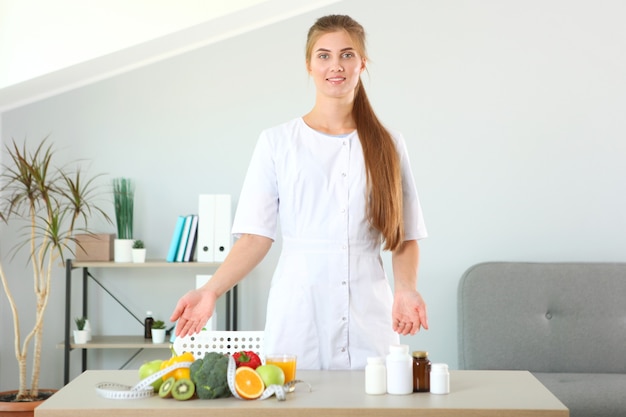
392 289 429 335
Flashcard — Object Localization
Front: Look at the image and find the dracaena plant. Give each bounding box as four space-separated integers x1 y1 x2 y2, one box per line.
113 177 134 239
0 137 111 401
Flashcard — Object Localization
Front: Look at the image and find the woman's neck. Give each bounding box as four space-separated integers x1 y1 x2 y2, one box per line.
303 98 356 135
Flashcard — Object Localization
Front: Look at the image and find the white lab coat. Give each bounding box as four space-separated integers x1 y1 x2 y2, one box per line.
232 118 427 370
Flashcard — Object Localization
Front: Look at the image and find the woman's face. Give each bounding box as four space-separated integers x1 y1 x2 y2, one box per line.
307 30 366 100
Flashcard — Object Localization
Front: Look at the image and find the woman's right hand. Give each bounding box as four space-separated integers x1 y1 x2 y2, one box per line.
170 287 217 337
170 234 273 338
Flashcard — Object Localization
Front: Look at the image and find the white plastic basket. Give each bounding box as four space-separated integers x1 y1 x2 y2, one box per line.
173 330 264 359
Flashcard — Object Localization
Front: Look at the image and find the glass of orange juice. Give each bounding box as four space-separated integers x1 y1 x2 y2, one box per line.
265 354 297 388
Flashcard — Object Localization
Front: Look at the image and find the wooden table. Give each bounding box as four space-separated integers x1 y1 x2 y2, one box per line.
35 369 568 417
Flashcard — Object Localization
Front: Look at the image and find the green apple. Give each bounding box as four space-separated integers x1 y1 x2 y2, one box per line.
255 364 285 387
139 359 164 391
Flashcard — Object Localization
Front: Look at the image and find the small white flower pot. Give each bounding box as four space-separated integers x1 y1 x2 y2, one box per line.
132 248 147 263
151 328 166 344
84 319 92 341
73 330 89 344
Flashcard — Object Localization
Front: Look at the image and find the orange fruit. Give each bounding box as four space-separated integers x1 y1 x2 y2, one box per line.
234 366 265 400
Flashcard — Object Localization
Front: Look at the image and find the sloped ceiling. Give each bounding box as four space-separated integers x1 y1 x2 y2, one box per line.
0 0 342 113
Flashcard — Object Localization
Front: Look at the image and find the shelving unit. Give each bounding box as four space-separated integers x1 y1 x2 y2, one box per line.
62 259 236 385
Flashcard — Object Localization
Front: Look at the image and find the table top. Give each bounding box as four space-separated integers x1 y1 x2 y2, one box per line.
35 369 568 417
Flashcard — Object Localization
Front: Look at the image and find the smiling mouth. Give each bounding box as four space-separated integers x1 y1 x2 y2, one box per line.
326 77 346 82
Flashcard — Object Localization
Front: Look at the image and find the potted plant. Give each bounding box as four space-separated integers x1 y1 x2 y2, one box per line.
73 317 88 344
132 239 146 263
112 177 134 262
151 320 167 344
0 137 110 410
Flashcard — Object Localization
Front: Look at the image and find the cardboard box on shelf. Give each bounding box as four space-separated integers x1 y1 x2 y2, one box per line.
74 233 115 261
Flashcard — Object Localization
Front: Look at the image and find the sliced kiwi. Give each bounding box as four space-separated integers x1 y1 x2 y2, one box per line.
158 377 176 398
172 378 195 401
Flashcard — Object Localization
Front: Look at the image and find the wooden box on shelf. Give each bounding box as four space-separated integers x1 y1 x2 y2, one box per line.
74 233 115 261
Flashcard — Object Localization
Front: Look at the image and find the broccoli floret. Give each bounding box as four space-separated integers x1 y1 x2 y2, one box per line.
190 352 231 399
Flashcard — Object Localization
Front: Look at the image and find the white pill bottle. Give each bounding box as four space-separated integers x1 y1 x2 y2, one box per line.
430 363 450 394
365 356 387 395
386 344 413 395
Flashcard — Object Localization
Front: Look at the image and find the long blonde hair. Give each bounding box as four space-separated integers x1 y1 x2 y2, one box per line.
306 15 404 251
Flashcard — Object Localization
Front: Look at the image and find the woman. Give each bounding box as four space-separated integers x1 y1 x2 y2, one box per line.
171 14 428 370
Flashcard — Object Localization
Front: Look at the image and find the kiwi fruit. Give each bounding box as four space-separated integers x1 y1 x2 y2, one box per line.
172 378 195 401
158 377 176 398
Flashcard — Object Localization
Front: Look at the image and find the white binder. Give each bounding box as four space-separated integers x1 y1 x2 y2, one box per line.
197 194 231 262
197 194 216 262
214 194 232 262
195 275 217 330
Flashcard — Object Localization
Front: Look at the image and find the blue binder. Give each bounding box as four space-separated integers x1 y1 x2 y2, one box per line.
166 215 186 262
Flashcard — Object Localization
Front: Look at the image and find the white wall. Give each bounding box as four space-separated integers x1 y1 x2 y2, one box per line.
0 0 343 111
2 0 626 390
0 0 271 88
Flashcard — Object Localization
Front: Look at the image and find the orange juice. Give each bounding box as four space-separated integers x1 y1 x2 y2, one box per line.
266 354 297 383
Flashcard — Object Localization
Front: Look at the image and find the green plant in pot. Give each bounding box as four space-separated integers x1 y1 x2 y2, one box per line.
75 317 87 331
132 239 146 263
112 177 134 262
0 137 110 405
151 320 166 330
150 320 167 344
73 317 89 344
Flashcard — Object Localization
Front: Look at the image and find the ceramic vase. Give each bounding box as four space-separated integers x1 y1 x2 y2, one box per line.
114 239 133 262
151 329 166 344
84 319 92 341
73 330 88 344
132 248 146 263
